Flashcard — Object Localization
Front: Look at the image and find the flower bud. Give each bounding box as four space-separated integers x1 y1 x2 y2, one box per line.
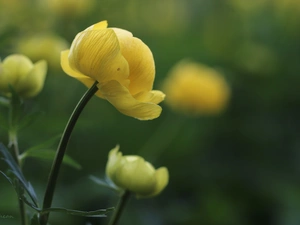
17 34 68 70
162 60 230 116
0 54 47 98
106 146 169 198
61 20 165 120
46 0 95 18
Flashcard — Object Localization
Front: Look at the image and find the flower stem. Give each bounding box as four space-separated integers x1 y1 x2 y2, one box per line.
108 191 131 225
8 131 27 225
40 81 99 225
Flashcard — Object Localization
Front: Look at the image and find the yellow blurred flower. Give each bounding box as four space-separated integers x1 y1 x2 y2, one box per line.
273 0 300 32
124 0 189 35
274 0 300 13
61 20 165 120
46 0 95 18
229 0 270 15
106 145 169 198
0 54 47 98
163 60 230 115
17 34 69 70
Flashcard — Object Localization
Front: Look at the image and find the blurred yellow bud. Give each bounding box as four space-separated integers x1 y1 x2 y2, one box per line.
229 0 270 15
162 60 230 116
46 0 95 18
0 54 47 98
61 20 165 120
106 146 169 198
17 34 69 70
273 0 300 32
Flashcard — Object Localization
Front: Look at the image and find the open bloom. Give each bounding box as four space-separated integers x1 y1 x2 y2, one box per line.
163 60 230 115
0 54 47 98
61 20 165 120
106 146 169 198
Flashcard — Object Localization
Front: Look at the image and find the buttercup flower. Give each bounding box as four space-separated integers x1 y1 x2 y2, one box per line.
163 60 230 115
106 146 169 198
61 20 165 120
0 54 47 98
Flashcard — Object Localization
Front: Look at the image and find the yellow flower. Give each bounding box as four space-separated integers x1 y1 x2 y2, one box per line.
17 34 69 70
106 146 169 198
46 0 95 18
61 20 165 120
163 60 230 115
0 54 47 98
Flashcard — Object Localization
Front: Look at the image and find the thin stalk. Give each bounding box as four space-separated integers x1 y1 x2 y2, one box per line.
39 81 99 225
8 130 27 225
108 191 131 225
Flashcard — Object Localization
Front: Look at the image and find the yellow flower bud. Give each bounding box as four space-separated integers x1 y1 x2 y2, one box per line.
106 146 169 198
61 20 165 120
46 0 95 18
17 34 69 70
0 54 47 98
162 60 230 116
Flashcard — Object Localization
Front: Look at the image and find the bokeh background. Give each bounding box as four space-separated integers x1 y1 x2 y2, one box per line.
1 0 300 225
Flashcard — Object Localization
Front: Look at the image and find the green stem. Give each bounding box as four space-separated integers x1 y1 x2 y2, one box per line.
108 191 131 225
8 131 27 225
39 81 99 225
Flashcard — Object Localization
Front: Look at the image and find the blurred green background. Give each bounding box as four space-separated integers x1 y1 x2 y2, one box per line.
1 0 300 225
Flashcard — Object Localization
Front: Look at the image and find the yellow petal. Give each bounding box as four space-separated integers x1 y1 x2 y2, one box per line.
106 145 123 179
133 90 165 104
140 167 169 198
0 55 33 91
91 20 108 30
112 28 155 95
17 60 47 98
98 80 162 120
114 157 156 195
61 50 104 98
83 21 108 32
68 29 129 87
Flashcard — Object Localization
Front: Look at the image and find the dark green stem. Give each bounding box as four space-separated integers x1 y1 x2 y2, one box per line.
39 81 99 225
108 191 131 225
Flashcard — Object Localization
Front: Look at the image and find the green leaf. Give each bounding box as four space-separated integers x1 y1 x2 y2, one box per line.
89 175 121 193
0 170 13 185
20 135 81 170
18 110 44 130
0 143 39 207
0 170 39 211
40 207 114 217
23 134 61 153
22 149 82 170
